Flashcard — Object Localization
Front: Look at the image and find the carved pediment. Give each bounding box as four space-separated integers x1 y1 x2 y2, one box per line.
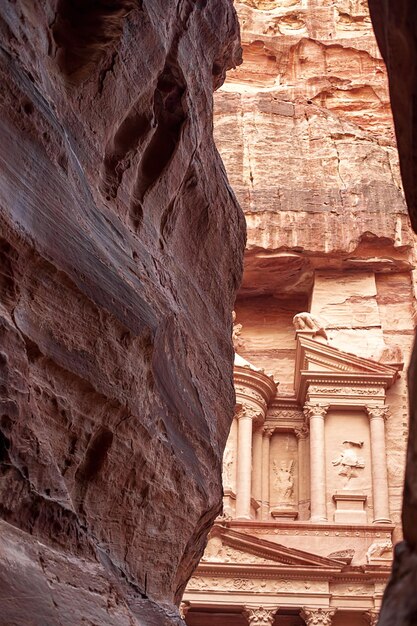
294 335 400 403
200 527 345 570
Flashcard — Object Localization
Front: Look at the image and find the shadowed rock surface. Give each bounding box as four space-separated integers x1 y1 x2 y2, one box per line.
0 1 245 624
368 1 417 625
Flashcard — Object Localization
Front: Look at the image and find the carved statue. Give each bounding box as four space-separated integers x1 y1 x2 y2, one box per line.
222 445 234 488
273 460 295 502
366 540 393 563
232 310 244 350
292 312 328 339
332 440 365 487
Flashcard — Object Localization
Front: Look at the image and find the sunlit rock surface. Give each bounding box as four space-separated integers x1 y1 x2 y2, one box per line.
0 2 245 624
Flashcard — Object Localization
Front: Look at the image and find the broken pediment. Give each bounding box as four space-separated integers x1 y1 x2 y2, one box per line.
200 526 345 571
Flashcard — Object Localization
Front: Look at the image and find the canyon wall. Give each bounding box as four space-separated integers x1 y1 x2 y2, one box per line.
368 3 417 625
0 2 245 624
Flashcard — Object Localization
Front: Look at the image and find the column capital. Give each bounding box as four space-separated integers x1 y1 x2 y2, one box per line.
244 606 278 625
364 610 379 626
263 426 275 437
235 404 262 421
301 607 336 625
366 405 389 421
295 423 309 439
179 600 191 620
303 402 329 420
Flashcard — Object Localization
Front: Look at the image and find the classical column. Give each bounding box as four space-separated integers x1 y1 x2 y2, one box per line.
367 405 391 523
295 423 310 520
252 426 264 509
304 403 329 522
364 610 379 626
261 427 274 520
244 606 278 625
236 407 256 519
301 607 336 625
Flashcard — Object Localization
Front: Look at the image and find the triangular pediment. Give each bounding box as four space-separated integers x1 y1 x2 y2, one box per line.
294 335 399 401
200 526 344 570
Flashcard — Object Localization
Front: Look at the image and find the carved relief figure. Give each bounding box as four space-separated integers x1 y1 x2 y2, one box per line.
332 440 365 487
273 460 295 502
222 445 234 488
232 311 244 350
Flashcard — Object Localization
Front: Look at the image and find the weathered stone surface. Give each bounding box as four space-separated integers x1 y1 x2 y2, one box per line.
0 1 245 624
214 0 412 299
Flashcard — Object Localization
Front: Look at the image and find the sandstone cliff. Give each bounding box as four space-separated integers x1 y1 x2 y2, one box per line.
0 2 245 624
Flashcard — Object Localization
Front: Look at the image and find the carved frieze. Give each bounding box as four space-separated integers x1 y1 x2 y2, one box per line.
308 386 384 397
186 577 327 594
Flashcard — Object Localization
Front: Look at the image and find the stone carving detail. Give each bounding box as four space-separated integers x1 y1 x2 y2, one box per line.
232 311 244 350
309 386 384 397
186 577 327 594
201 537 276 565
364 610 379 626
366 540 393 563
366 405 389 420
179 601 191 619
263 426 275 437
244 606 278 625
332 440 365 487
273 460 295 503
327 549 354 564
235 404 263 421
295 423 309 439
222 445 234 488
303 403 329 420
300 607 336 625
293 312 328 339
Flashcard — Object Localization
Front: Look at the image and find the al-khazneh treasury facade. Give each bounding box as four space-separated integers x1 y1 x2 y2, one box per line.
181 1 417 625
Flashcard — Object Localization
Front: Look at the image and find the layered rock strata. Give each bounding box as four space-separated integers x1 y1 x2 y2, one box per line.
0 2 244 624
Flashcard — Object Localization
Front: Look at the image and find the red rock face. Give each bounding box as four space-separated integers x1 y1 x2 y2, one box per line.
0 2 245 623
214 0 411 300
368 3 417 624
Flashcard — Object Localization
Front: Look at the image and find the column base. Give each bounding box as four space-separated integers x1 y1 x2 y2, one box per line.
310 516 328 523
373 518 392 524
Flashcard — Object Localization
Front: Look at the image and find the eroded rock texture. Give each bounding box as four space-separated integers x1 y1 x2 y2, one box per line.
0 2 245 624
214 0 412 299
368 2 417 625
